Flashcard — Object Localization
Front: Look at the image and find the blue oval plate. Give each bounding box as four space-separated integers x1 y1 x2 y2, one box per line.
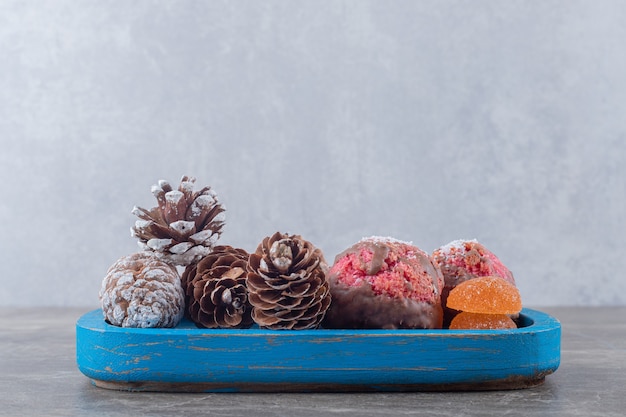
76 308 560 392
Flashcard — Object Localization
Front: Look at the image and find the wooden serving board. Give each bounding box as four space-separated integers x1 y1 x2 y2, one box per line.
76 308 560 392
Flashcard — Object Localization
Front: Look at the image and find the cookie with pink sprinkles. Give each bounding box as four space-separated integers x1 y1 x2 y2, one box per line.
322 236 444 329
432 239 516 326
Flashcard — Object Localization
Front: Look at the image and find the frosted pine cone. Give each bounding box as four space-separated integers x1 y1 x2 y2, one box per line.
131 176 225 266
247 232 331 330
99 252 184 328
182 245 253 329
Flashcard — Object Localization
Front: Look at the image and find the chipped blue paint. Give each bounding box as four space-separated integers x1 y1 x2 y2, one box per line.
76 308 560 392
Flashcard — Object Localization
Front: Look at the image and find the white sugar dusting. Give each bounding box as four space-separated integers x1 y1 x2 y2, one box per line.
360 236 413 245
189 229 212 244
134 219 152 230
142 268 169 281
179 181 194 193
169 220 195 234
115 272 134 286
166 245 210 265
194 195 213 207
165 190 184 204
437 239 478 255
207 234 219 245
190 197 209 217
169 241 193 254
190 205 202 218
147 238 173 251
259 259 269 273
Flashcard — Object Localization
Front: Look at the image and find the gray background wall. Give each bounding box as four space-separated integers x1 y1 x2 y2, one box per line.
1 1 624 308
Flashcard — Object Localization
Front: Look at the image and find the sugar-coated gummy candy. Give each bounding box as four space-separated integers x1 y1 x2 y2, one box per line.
446 275 522 315
449 311 517 330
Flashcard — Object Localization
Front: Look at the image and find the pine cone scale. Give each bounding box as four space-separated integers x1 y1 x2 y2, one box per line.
291 250 317 271
251 309 282 326
220 310 243 327
146 238 174 251
248 291 282 307
286 282 312 297
249 274 292 291
189 229 213 245
168 241 193 254
163 190 187 224
148 221 172 240
222 266 245 279
275 296 308 309
169 220 197 239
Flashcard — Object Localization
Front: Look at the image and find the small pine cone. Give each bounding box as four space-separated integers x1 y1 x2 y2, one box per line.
131 175 225 266
182 245 253 329
99 252 184 328
247 232 331 330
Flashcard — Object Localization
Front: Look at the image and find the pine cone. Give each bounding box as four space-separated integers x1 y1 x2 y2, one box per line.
182 245 253 329
99 252 184 328
247 232 331 330
131 176 225 266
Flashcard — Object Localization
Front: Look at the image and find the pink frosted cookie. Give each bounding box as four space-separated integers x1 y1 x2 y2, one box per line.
322 237 444 329
432 239 515 325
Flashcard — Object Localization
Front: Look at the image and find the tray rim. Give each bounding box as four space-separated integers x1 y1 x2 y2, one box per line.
77 307 557 336
76 308 561 392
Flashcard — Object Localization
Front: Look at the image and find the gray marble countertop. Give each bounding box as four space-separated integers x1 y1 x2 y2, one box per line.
1 307 624 416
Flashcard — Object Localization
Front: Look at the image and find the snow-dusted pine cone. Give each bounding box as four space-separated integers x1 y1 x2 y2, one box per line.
247 232 331 330
182 245 253 329
131 176 225 266
99 252 184 328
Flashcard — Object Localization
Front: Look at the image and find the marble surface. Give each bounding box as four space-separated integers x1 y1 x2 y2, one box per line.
1 307 624 416
2 1 626 308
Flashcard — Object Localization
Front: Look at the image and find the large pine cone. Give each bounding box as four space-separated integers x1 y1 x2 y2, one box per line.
99 252 184 328
247 232 331 330
131 176 225 266
182 245 253 329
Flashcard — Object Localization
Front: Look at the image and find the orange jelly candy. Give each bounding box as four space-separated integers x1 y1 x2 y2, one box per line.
446 275 522 315
449 312 517 330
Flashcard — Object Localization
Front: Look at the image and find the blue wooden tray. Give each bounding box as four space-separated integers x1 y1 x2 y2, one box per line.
76 308 560 392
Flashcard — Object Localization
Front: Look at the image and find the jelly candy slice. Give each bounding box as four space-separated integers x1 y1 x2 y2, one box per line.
446 275 522 314
449 311 517 330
